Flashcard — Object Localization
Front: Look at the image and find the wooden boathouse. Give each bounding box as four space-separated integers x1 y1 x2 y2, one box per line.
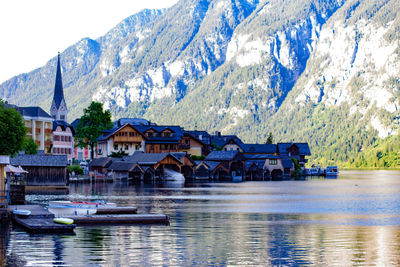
10 153 68 187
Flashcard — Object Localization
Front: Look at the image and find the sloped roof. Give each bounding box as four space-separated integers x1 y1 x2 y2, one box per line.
52 53 65 109
184 130 211 145
97 123 145 142
108 161 136 172
203 161 223 171
245 160 265 170
205 150 239 161
89 157 113 168
15 106 52 119
242 144 277 154
11 154 67 167
123 151 182 165
244 154 273 160
277 143 311 156
210 135 244 148
114 118 152 127
53 120 74 133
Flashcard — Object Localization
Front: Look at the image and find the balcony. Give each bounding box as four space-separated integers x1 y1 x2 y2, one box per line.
35 128 41 134
179 144 190 149
44 128 52 134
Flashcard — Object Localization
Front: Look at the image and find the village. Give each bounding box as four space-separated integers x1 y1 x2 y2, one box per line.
1 54 313 193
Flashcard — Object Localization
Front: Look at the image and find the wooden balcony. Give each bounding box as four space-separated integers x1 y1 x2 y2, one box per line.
44 128 53 134
179 144 190 149
35 128 41 134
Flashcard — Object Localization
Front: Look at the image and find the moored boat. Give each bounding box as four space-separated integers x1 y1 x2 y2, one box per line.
48 201 116 216
12 209 31 217
53 217 74 225
325 166 339 177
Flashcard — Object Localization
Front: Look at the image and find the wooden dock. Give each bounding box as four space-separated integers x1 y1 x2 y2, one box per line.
96 206 137 214
13 216 75 234
9 205 76 233
70 214 169 225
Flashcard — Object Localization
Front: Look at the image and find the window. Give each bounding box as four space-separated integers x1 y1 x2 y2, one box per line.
269 159 277 165
61 136 64 142
124 144 129 150
60 115 65 120
114 144 118 150
98 149 102 155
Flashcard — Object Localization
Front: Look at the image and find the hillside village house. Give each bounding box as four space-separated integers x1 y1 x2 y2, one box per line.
179 132 209 156
14 106 53 153
97 124 146 157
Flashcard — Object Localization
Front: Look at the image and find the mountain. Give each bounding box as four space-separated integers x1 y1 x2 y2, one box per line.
1 0 400 167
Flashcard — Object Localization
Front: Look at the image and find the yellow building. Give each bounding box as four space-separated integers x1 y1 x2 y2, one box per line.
16 107 53 153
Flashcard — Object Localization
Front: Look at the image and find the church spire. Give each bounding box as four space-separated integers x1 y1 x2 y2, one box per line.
53 52 64 109
50 52 68 122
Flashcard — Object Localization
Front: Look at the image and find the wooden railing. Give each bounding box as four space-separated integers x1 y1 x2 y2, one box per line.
44 128 53 134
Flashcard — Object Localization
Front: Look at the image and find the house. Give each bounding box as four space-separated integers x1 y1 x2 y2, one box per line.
96 124 146 157
10 153 68 186
205 150 245 180
52 121 74 162
14 106 53 153
107 161 137 180
277 143 311 168
211 133 244 151
245 160 266 181
194 160 230 180
241 144 277 155
122 151 183 180
134 125 184 153
71 119 92 161
179 132 209 156
89 157 114 177
263 155 289 180
171 152 196 178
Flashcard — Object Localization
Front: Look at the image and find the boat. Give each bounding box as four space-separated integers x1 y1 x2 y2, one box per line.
48 201 116 216
164 168 185 182
12 209 31 217
325 166 339 177
53 217 74 225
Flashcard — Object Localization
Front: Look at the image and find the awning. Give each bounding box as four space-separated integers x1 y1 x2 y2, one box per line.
5 165 28 174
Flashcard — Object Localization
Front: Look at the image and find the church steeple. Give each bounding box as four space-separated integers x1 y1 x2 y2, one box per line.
50 52 68 122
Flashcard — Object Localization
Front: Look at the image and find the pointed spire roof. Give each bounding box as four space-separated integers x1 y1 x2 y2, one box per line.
53 52 65 109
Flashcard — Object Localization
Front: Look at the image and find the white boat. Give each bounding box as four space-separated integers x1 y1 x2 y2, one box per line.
12 209 31 217
48 201 116 216
325 166 339 177
164 168 185 182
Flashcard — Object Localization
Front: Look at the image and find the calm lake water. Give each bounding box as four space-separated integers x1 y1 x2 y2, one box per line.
2 170 400 266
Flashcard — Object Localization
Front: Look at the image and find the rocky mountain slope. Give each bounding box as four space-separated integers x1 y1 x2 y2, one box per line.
1 0 400 166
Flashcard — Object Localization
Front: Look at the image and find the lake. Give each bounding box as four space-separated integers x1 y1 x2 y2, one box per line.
2 170 400 266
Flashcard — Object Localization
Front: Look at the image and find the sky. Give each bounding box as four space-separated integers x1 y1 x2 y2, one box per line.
0 0 178 83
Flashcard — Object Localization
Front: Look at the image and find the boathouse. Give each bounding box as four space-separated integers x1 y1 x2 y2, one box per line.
89 157 114 176
204 151 245 180
171 152 195 178
10 153 68 186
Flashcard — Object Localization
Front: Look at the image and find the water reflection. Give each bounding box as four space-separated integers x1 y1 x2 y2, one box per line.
4 171 400 265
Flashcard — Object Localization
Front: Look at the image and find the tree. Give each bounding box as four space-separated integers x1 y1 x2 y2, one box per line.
266 132 273 144
24 137 38 154
109 149 128 158
0 101 26 156
75 102 113 160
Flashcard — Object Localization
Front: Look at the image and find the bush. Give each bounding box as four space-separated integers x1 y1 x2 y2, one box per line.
67 165 83 175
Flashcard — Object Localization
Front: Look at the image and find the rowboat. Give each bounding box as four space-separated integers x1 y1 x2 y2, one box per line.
12 209 31 217
53 217 74 225
48 201 116 216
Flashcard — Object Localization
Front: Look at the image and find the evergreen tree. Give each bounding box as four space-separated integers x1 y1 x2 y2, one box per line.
266 132 273 144
75 102 113 160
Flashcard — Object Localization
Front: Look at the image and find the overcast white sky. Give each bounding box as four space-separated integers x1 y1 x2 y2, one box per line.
0 0 178 83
